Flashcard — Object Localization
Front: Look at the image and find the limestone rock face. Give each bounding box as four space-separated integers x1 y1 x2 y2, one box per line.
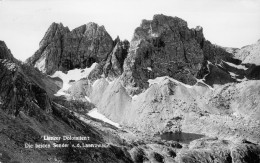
26 22 114 75
62 23 114 70
86 37 130 83
0 42 55 116
122 14 233 94
204 62 237 86
104 38 130 79
26 23 69 74
0 59 52 116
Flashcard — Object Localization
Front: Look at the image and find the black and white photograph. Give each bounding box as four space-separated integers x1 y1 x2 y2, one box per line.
0 0 260 162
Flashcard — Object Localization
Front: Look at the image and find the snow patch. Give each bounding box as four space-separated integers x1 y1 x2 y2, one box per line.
147 67 152 71
55 91 70 96
85 96 91 102
229 72 238 77
196 78 214 90
149 23 159 37
203 61 212 80
78 116 88 124
236 77 248 82
87 108 121 128
207 61 213 65
105 78 115 85
148 76 193 89
216 63 223 68
148 77 165 86
92 78 100 88
151 33 159 37
35 56 46 73
132 95 138 99
51 63 97 96
223 61 248 70
92 78 115 88
193 61 214 90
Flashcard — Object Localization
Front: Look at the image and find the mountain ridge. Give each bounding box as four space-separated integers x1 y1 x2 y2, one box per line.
28 14 244 95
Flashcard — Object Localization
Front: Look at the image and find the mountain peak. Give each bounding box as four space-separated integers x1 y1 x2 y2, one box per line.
153 14 188 26
136 14 189 42
39 22 70 48
122 14 238 94
26 21 114 74
195 25 203 31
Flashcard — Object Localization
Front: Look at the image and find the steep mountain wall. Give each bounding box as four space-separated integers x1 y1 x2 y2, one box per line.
121 14 234 94
26 22 115 74
27 14 237 95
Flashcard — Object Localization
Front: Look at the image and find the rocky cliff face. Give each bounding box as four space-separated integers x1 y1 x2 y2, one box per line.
104 37 130 78
121 14 234 94
26 22 115 75
0 59 52 116
26 22 131 84
28 14 236 95
26 23 69 74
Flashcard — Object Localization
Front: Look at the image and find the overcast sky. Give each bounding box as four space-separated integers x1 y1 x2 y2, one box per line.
0 0 260 61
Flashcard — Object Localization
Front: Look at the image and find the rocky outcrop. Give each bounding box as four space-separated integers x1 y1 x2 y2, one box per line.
26 22 131 85
233 39 260 65
85 37 130 83
26 23 69 74
27 15 237 94
104 37 130 79
121 14 234 94
178 138 260 163
0 41 15 61
0 59 52 116
125 137 260 163
26 22 115 75
204 62 237 86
